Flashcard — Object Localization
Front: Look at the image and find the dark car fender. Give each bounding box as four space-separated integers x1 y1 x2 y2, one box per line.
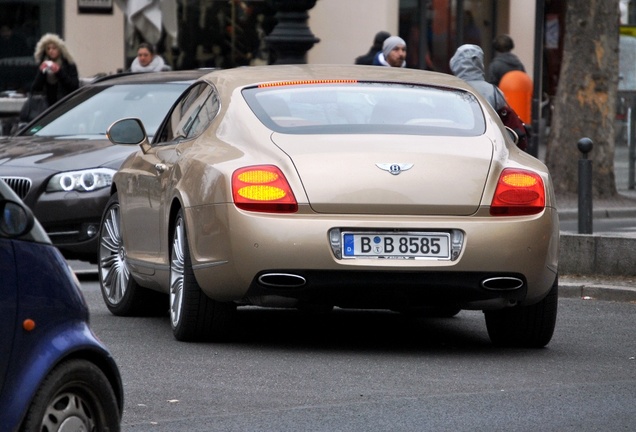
0 240 124 429
0 321 124 430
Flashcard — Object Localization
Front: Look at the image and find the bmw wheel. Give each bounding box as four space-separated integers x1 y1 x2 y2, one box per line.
485 276 558 348
170 209 236 342
98 193 166 316
20 359 120 432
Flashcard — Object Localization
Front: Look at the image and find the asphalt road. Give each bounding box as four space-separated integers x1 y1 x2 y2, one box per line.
79 278 636 432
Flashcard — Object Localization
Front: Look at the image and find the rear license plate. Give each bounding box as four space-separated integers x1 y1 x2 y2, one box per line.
342 232 451 259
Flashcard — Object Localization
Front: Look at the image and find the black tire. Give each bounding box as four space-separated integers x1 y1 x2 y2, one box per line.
20 359 120 432
98 193 167 316
170 209 236 342
485 276 558 348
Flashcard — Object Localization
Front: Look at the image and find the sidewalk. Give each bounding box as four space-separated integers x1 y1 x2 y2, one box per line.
548 142 636 230
539 140 636 227
544 141 636 301
560 274 636 302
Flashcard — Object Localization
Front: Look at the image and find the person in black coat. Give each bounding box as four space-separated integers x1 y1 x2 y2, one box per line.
31 33 79 107
487 34 525 86
355 31 391 65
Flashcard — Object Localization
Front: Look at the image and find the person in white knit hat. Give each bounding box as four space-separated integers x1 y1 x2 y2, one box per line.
373 36 407 68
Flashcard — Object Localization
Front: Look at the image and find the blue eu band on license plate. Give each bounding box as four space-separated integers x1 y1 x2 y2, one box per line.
343 232 451 259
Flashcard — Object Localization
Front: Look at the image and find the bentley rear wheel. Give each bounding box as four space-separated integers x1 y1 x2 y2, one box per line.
170 209 236 342
485 276 558 348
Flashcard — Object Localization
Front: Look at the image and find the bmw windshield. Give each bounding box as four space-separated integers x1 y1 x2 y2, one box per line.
22 83 188 138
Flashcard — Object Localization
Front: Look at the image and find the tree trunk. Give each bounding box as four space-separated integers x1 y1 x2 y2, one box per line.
545 0 620 198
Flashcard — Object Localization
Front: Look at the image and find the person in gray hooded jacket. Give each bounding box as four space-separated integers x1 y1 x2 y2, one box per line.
450 44 528 151
449 44 506 111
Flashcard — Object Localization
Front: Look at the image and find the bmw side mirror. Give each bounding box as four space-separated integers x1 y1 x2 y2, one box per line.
107 118 150 151
0 200 34 238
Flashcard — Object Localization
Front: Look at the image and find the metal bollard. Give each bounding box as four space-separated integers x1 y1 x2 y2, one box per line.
577 137 593 234
630 105 636 189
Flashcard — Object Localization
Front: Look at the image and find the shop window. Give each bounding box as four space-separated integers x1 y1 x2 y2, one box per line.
123 1 277 72
0 0 63 93
399 0 493 73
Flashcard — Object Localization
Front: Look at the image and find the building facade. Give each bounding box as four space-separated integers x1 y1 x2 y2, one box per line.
0 0 579 99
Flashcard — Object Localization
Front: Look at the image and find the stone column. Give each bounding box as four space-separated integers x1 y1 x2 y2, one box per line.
265 0 320 64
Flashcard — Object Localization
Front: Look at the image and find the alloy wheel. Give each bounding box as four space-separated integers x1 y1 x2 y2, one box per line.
170 215 186 328
41 392 95 432
99 203 130 305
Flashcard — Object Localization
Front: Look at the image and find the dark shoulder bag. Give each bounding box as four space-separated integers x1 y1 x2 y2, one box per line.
493 86 528 151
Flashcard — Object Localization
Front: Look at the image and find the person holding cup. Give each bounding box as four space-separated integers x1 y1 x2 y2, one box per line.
31 33 79 107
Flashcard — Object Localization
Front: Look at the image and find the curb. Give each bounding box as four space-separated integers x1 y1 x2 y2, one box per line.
558 207 636 221
558 233 636 276
559 280 636 303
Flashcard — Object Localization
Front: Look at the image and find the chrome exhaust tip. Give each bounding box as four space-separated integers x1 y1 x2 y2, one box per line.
258 273 307 288
481 277 524 291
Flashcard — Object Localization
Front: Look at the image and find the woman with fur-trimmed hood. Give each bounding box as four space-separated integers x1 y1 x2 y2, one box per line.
31 33 79 106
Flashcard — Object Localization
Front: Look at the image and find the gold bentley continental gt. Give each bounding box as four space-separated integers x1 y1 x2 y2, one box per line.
98 64 559 347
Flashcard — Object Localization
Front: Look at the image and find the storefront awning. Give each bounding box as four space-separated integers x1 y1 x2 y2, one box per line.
115 0 177 45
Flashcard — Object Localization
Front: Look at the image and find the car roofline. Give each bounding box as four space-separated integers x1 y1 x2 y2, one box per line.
87 68 214 86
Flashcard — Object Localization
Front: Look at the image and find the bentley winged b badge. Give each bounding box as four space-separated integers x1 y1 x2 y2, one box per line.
375 163 414 176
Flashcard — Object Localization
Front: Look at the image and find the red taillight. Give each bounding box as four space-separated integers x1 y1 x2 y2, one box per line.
490 168 545 216
232 165 298 213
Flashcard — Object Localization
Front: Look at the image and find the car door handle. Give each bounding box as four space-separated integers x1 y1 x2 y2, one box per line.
154 163 167 173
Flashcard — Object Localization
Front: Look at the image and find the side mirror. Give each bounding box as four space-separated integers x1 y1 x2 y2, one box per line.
107 118 151 152
0 200 35 238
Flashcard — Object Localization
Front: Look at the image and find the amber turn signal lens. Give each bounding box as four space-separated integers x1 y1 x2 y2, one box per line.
237 185 287 201
236 170 279 184
23 319 36 331
501 172 538 188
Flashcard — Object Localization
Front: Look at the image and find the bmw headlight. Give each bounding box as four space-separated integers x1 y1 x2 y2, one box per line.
47 168 116 192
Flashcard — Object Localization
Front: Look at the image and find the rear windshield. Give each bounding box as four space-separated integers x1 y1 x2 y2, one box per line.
242 82 485 136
